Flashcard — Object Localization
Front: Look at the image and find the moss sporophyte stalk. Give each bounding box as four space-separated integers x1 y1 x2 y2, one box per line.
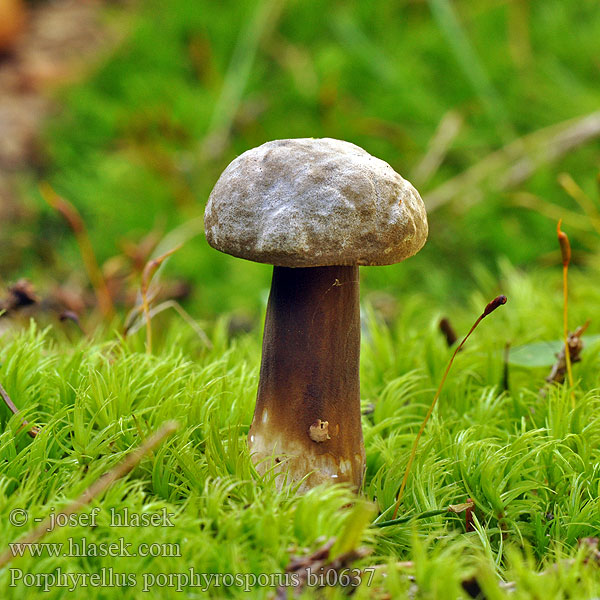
392 294 507 519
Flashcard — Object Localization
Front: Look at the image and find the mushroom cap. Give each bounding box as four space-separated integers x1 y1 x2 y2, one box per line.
204 138 428 267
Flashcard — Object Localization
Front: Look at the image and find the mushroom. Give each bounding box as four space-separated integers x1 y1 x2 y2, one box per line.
204 138 428 491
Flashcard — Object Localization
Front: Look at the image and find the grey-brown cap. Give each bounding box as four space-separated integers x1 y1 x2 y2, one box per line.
204 138 428 267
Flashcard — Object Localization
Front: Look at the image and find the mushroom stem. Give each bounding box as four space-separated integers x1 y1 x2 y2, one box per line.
248 265 365 490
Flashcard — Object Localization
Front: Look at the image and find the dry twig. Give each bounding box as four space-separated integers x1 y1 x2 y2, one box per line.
40 183 114 320
0 421 178 569
276 537 370 599
425 111 600 212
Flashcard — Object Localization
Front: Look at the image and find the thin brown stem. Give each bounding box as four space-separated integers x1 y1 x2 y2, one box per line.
140 245 182 354
557 220 574 406
0 421 178 569
392 296 506 520
0 381 38 438
40 183 115 321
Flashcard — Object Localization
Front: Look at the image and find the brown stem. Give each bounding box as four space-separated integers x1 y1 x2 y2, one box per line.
248 265 365 490
0 381 38 438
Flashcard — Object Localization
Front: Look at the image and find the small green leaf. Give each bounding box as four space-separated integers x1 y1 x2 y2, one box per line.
330 500 375 556
508 335 600 367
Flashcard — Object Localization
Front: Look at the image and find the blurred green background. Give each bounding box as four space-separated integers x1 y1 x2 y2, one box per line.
2 0 599 321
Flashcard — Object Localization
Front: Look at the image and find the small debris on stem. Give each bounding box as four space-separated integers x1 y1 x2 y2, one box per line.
309 419 331 442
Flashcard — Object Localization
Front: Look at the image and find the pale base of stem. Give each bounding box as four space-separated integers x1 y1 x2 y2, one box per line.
249 426 364 492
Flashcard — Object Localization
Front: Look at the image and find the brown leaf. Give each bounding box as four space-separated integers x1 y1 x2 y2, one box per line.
0 278 38 314
543 321 590 386
578 537 600 565
276 537 370 598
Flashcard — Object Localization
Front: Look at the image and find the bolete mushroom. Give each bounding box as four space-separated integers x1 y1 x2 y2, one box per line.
204 138 427 491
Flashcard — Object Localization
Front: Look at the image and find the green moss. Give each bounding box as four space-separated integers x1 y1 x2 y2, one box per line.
1 261 599 597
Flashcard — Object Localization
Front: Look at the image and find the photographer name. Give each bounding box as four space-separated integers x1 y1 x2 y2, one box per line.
110 508 175 528
41 507 175 531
